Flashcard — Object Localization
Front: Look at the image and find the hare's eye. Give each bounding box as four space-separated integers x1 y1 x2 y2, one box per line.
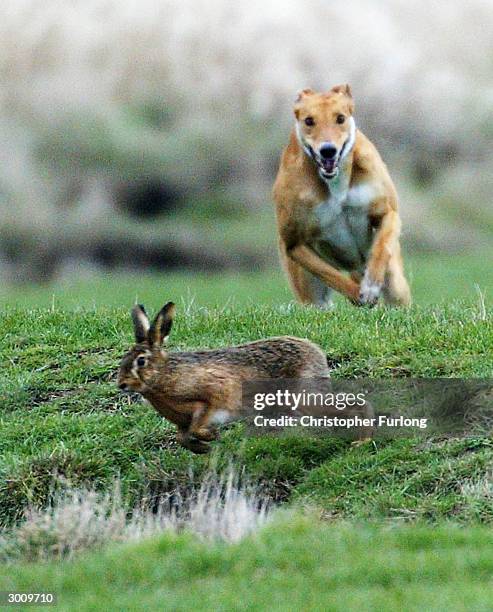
136 356 146 367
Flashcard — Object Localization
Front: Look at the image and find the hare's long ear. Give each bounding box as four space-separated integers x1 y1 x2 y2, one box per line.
131 304 150 344
148 302 175 347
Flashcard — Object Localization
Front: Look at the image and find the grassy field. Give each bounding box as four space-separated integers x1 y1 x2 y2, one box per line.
2 252 492 309
3 519 493 611
1 260 492 610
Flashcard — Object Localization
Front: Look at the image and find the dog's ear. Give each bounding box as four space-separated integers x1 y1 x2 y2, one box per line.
330 84 354 114
331 83 352 98
294 88 314 119
295 88 314 103
148 302 175 347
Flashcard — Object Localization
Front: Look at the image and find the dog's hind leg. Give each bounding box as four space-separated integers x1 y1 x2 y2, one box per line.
307 273 334 308
285 257 333 307
281 243 350 308
382 248 411 306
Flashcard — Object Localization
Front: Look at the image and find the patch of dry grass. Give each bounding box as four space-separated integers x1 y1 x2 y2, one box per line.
0 470 271 562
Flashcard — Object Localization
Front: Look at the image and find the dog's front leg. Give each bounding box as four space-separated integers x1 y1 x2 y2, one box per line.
360 208 401 305
288 243 360 303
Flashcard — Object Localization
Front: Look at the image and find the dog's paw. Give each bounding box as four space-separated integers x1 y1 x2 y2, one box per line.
359 272 383 306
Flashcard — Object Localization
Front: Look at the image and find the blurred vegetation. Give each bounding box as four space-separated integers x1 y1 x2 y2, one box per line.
0 0 492 286
5 518 493 610
1 252 491 309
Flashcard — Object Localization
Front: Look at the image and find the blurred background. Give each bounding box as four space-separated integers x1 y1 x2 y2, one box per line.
1 0 492 307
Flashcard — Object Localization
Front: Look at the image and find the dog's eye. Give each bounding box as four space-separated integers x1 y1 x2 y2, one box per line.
136 356 146 367
336 114 345 124
304 116 315 127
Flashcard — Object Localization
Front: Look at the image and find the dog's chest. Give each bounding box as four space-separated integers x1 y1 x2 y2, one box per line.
313 183 374 270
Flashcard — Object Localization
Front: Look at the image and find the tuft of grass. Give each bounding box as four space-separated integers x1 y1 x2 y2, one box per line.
0 470 270 563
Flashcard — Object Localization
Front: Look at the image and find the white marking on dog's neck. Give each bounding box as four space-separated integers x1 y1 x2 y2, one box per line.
295 122 314 159
339 116 356 163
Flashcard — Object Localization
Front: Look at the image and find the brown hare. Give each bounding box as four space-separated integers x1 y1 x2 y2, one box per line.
117 301 330 453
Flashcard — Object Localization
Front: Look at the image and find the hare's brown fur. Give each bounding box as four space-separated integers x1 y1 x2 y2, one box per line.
117 302 329 453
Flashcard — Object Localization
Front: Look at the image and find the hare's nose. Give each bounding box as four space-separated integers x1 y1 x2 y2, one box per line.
119 383 128 391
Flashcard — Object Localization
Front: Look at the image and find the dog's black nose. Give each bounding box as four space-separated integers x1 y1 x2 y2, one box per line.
319 144 338 160
119 383 127 391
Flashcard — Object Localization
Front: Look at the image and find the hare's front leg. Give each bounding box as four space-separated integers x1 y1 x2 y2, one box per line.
176 427 211 454
189 403 220 441
175 401 219 454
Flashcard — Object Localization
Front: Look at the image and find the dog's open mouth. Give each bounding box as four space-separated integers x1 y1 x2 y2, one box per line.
318 158 339 179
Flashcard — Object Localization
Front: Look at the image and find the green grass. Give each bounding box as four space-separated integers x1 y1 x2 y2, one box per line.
1 265 492 609
293 437 493 521
0 299 491 525
3 518 493 611
2 251 492 309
